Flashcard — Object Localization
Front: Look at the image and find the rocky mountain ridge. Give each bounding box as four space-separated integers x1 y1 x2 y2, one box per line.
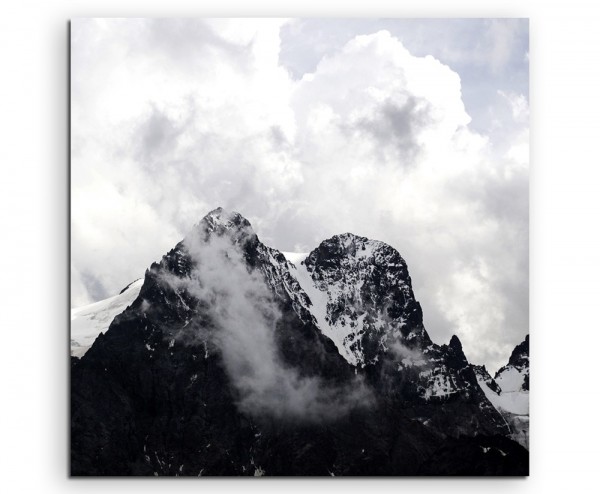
473 335 529 448
71 207 528 475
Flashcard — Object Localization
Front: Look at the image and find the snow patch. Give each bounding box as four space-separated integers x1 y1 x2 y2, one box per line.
280 239 413 368
476 365 529 419
495 366 526 393
289 258 360 365
423 372 456 399
475 366 529 448
281 251 308 266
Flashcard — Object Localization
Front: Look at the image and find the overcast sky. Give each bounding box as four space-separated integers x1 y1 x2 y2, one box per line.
71 18 528 372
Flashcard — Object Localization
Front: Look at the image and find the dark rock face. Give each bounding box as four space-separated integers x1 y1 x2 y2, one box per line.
71 208 528 476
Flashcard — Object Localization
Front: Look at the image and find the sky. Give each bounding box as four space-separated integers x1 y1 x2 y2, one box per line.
71 18 529 372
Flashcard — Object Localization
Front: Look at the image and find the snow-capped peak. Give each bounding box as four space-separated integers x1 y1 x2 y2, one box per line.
285 233 422 366
190 207 259 250
202 207 253 233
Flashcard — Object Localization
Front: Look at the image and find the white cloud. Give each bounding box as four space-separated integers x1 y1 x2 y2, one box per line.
71 19 528 372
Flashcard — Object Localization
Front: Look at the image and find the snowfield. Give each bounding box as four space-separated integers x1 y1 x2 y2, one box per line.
71 279 143 357
476 371 529 416
495 366 527 393
474 364 529 448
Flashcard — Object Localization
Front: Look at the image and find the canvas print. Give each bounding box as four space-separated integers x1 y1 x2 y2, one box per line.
70 19 529 476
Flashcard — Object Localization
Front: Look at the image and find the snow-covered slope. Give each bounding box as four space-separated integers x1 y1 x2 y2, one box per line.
71 279 143 357
473 335 529 448
494 335 529 413
284 250 355 363
475 367 529 416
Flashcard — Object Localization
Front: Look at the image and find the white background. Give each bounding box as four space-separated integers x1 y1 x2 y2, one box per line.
1 0 598 492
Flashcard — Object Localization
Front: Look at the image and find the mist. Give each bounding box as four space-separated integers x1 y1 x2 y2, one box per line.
388 340 428 368
160 229 372 422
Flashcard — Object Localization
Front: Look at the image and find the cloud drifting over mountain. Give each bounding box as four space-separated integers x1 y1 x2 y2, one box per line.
71 19 528 371
157 231 372 421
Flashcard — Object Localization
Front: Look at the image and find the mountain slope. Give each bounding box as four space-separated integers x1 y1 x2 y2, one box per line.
284 233 429 366
474 335 530 448
71 208 528 475
71 279 143 357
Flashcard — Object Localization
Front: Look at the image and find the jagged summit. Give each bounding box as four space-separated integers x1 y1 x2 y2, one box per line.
71 209 529 475
201 207 254 233
449 334 463 351
192 207 258 247
306 233 409 270
324 232 387 249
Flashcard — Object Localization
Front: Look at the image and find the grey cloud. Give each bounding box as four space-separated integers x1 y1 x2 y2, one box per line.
477 173 529 226
269 125 291 149
79 271 109 302
349 96 432 166
136 105 185 166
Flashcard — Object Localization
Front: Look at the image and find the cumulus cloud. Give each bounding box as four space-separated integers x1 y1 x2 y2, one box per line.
279 19 529 138
159 229 372 421
71 19 528 372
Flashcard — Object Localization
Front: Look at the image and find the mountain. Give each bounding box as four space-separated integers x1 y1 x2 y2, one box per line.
71 208 528 476
473 335 530 448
